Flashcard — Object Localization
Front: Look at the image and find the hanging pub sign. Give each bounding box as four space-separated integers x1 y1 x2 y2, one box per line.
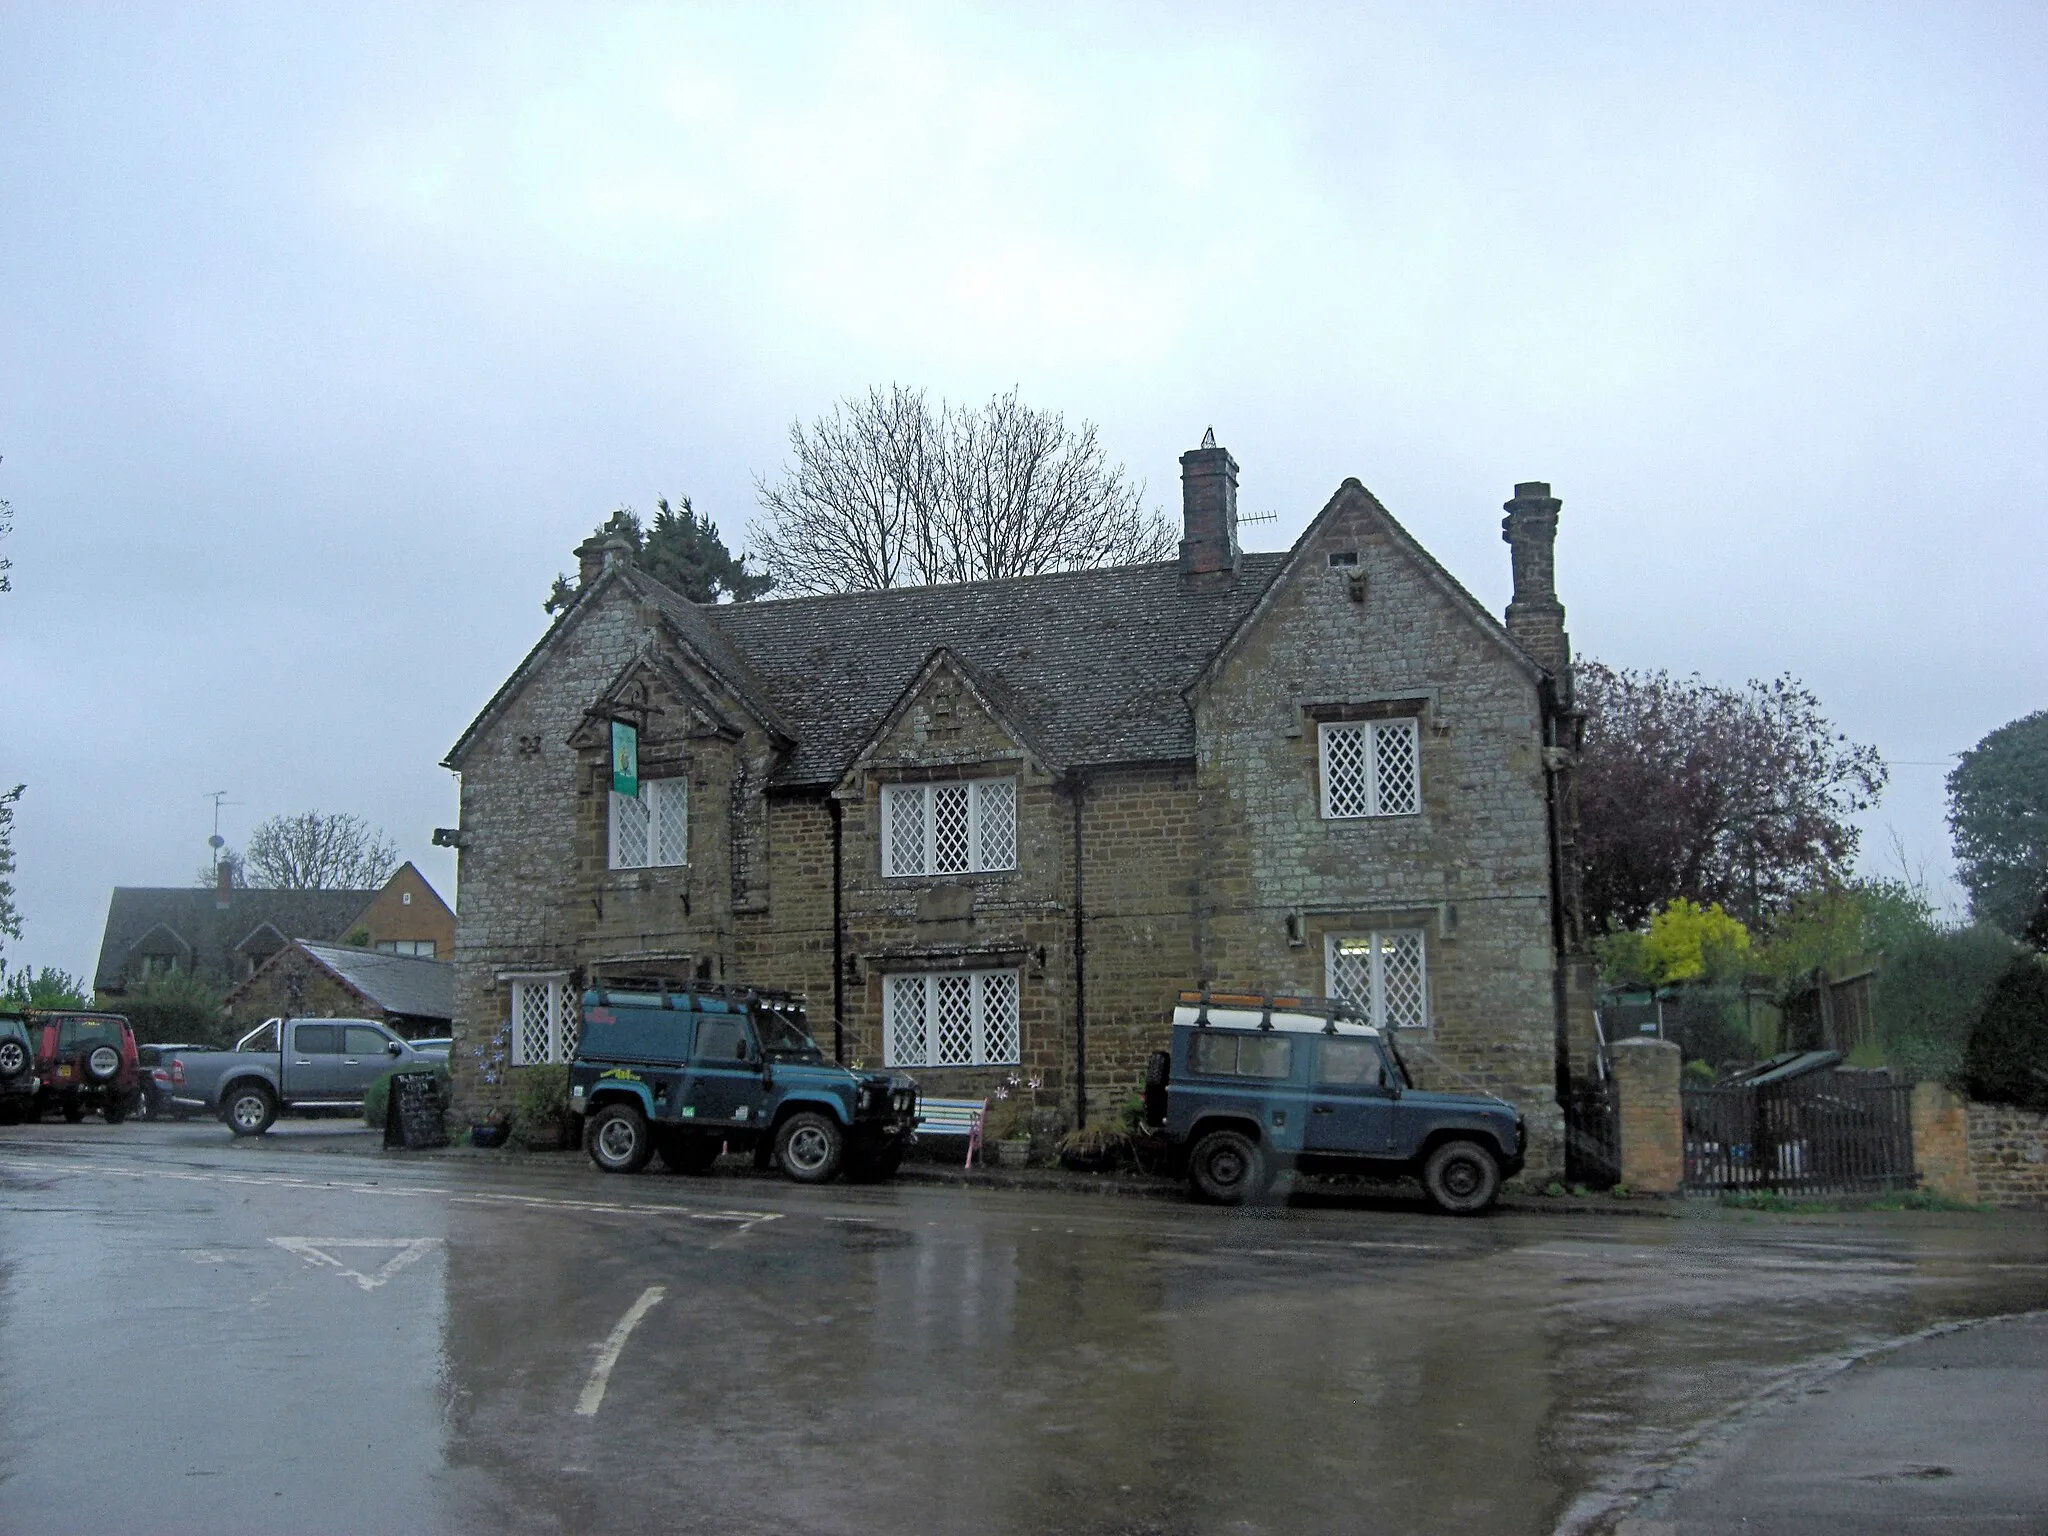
610 720 639 798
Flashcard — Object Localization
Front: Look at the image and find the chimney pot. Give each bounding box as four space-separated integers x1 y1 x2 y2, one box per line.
1179 440 1241 588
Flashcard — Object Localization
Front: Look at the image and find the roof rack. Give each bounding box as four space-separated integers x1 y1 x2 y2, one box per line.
590 977 805 1010
1175 989 1372 1033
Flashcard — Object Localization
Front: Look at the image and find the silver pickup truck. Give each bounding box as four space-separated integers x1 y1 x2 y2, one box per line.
165 1017 436 1136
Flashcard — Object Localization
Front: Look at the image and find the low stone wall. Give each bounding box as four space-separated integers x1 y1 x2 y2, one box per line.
1966 1100 2048 1208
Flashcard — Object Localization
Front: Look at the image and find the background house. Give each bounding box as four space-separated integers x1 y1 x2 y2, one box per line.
93 861 455 995
222 938 453 1040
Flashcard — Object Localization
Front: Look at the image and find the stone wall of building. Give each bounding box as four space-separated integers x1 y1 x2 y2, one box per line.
1192 483 1567 1175
347 863 456 957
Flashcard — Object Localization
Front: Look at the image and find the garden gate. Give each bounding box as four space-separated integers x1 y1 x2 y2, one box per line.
1682 1071 1916 1194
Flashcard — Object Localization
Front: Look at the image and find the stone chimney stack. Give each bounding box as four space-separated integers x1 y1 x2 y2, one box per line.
1179 431 1240 589
1501 481 1570 676
215 857 233 910
576 532 636 588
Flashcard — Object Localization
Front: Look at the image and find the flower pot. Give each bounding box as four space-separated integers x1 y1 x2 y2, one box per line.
469 1122 511 1149
996 1138 1032 1169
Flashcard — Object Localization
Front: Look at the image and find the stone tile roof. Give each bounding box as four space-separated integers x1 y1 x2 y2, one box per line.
94 888 375 993
295 941 454 1023
707 556 1288 786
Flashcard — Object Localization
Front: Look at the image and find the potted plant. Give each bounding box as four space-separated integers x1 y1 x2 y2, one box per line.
511 1064 575 1150
469 1106 513 1149
986 1073 1040 1167
1056 1119 1131 1172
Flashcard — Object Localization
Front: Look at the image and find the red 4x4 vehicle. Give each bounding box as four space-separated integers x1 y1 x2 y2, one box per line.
32 1012 142 1124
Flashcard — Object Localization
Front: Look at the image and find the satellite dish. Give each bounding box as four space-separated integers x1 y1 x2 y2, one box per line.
209 834 225 850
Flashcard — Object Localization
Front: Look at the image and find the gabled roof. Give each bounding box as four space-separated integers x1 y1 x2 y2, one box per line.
1192 478 1545 699
708 557 1286 786
842 647 1065 780
94 888 377 993
294 941 454 1022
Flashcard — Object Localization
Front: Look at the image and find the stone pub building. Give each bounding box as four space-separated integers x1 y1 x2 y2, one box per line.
443 440 1594 1175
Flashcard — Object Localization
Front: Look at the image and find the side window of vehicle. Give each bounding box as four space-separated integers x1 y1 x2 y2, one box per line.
293 1024 343 1054
1188 1032 1294 1079
693 1018 749 1063
1315 1038 1389 1087
343 1026 388 1056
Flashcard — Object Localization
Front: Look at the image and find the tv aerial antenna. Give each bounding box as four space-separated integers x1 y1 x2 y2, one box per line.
204 790 243 868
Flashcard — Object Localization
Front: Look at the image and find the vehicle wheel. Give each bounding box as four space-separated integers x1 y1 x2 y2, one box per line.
1143 1050 1171 1123
1422 1139 1501 1215
1188 1128 1265 1205
657 1132 721 1175
0 1038 26 1080
85 1045 121 1082
587 1103 655 1174
224 1083 278 1137
102 1098 128 1125
775 1110 845 1184
61 1099 87 1124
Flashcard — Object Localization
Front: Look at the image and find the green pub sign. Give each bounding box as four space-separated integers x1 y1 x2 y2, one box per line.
610 720 639 798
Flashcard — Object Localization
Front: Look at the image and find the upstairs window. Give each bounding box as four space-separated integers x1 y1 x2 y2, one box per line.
1319 718 1419 819
610 778 687 870
375 939 437 958
881 778 1016 877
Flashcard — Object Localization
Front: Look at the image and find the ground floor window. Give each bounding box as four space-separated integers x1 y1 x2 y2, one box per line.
883 969 1020 1068
509 974 577 1064
1325 931 1428 1032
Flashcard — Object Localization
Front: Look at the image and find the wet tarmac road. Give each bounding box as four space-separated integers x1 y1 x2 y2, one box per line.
2 1121 2044 1536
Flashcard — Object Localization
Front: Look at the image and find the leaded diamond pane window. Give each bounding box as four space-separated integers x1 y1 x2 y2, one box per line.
509 976 573 1065
885 974 929 1067
1324 932 1428 1033
879 969 1023 1068
1319 719 1421 819
610 778 686 870
880 779 1019 877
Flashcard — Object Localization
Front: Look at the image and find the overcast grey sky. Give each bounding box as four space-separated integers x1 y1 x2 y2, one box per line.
3 3 2043 981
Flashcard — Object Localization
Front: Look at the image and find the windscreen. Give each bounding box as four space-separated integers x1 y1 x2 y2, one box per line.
753 1006 821 1056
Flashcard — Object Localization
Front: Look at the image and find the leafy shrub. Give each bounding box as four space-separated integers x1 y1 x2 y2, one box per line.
1963 955 2048 1109
362 1060 451 1127
3 965 88 1009
1872 925 2018 1084
101 972 232 1046
511 1064 572 1148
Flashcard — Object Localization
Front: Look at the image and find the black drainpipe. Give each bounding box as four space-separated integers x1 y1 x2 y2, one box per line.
828 795 846 1064
1071 773 1088 1128
1540 684 1572 1105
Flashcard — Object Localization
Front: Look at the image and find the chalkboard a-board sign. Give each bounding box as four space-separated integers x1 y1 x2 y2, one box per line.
385 1071 450 1150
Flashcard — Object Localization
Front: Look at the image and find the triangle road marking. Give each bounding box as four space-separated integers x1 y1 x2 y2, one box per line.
269 1236 443 1291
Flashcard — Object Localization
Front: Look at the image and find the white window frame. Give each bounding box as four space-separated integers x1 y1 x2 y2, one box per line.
881 968 1021 1067
880 778 1018 877
1318 718 1421 819
1324 931 1429 1032
609 777 688 870
508 974 577 1065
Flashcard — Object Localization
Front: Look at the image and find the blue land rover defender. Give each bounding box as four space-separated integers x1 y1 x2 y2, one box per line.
1147 991 1526 1213
570 984 918 1183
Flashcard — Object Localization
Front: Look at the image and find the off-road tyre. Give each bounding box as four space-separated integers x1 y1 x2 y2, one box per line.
224 1082 278 1137
1188 1128 1266 1205
61 1099 87 1124
0 1037 27 1080
1422 1139 1501 1215
775 1110 845 1185
1143 1050 1171 1123
587 1103 655 1174
102 1098 129 1125
657 1132 722 1175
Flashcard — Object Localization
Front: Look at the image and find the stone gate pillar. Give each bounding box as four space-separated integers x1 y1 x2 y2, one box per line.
1612 1037 1683 1195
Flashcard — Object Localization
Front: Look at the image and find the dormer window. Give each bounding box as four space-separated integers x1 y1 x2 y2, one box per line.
610 778 687 870
881 778 1016 877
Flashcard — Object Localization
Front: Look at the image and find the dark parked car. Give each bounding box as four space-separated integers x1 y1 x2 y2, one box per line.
1150 990 1526 1213
0 1011 39 1123
136 1044 207 1120
571 982 917 1182
33 1011 142 1124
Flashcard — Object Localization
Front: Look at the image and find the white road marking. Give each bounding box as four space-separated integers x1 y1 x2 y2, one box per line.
576 1285 666 1417
270 1236 443 1290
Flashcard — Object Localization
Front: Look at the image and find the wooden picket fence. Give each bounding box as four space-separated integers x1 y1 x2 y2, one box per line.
1683 1071 1916 1195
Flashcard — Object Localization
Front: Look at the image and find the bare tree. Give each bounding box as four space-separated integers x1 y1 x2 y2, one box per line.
243 812 400 890
751 386 1174 594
